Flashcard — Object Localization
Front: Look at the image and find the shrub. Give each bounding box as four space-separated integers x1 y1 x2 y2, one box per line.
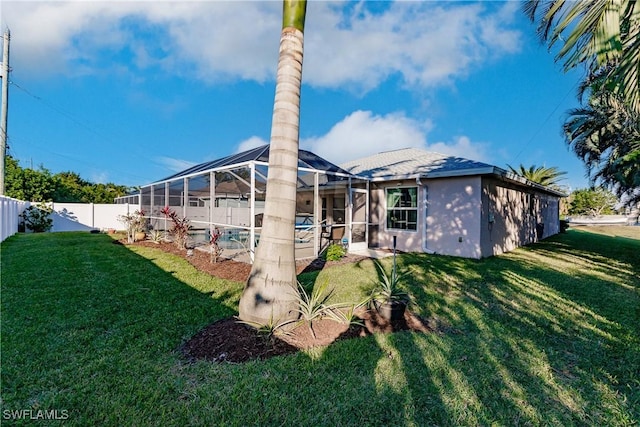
20 204 53 232
118 210 146 243
324 243 346 261
209 227 224 263
149 229 167 243
160 206 192 249
236 314 293 345
569 188 617 216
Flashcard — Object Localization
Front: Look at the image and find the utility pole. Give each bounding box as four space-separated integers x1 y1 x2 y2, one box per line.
0 28 10 196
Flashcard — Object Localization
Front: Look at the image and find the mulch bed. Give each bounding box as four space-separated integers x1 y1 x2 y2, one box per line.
180 309 440 364
124 239 368 282
120 238 443 363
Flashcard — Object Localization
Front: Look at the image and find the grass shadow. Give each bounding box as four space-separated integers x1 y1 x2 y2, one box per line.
2 229 638 425
394 231 639 425
1 232 243 422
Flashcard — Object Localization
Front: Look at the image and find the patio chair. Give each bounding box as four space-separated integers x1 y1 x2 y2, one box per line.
331 225 345 243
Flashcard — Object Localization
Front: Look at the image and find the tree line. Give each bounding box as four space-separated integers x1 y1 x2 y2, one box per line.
3 155 131 203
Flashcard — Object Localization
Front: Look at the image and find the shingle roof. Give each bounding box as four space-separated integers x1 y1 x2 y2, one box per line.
340 148 495 180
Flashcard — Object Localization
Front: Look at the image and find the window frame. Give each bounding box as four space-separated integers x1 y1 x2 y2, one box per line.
385 186 418 231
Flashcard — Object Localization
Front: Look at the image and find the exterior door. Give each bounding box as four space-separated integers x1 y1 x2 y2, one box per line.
349 189 368 252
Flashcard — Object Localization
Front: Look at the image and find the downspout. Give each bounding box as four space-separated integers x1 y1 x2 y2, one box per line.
416 176 435 254
347 176 352 249
249 163 255 262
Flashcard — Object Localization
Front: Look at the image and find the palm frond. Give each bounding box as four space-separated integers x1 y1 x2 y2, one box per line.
524 0 639 114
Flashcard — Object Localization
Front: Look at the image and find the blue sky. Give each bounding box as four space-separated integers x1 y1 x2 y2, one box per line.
2 1 588 191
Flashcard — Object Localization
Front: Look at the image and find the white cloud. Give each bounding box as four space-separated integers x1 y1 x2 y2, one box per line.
426 136 489 163
305 1 522 90
236 136 268 153
2 2 150 77
3 1 521 90
302 110 427 163
1 1 280 81
154 156 196 172
89 171 109 184
301 110 489 165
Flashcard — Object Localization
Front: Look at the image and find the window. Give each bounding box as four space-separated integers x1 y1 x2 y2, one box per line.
333 197 345 224
386 187 417 230
322 196 345 224
188 197 206 207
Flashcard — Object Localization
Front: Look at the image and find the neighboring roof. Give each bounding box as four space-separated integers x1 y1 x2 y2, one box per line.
341 147 566 197
340 148 495 180
151 145 355 185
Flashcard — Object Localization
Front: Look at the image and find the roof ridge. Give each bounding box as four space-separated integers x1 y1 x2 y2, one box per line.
376 147 420 155
339 147 496 181
375 147 456 159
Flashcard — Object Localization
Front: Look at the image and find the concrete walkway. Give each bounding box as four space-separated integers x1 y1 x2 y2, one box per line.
347 248 395 259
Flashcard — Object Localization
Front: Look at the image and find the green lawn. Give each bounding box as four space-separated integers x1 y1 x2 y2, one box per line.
1 228 638 426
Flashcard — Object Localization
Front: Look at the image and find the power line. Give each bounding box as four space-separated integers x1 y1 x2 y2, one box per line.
10 80 105 138
511 81 580 163
7 78 172 183
10 77 151 156
8 134 150 182
6 79 152 182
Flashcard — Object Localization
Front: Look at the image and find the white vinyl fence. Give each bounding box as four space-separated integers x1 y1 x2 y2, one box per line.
1 199 138 242
0 196 29 242
49 203 134 232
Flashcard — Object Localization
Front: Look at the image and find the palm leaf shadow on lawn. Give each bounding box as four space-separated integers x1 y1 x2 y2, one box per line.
505 232 640 332
116 238 441 364
395 230 639 425
172 228 638 424
2 230 638 426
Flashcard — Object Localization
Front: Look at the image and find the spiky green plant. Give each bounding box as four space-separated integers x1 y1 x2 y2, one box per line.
293 281 344 339
149 229 166 244
370 261 410 305
325 298 370 327
236 313 293 342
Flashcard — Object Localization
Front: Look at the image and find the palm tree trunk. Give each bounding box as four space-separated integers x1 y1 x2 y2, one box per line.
238 0 307 325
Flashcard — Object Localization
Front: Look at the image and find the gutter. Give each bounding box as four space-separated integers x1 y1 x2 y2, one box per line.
495 167 567 197
368 167 567 198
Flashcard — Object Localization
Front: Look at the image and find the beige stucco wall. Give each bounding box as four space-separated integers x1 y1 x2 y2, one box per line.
370 177 484 258
480 177 560 257
425 177 483 258
368 175 561 259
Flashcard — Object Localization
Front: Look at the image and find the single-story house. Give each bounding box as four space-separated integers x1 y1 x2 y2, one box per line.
118 145 564 260
341 148 565 259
